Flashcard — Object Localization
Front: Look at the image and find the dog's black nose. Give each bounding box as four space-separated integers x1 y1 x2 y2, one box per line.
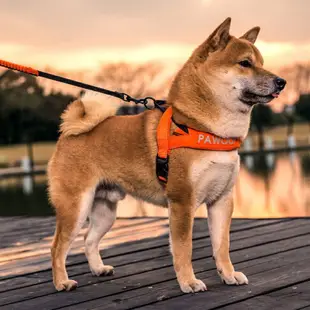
274 77 286 91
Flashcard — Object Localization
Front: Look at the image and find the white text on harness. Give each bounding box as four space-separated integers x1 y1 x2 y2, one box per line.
197 134 235 145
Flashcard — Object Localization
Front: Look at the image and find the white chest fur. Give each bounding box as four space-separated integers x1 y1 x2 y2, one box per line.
190 150 239 207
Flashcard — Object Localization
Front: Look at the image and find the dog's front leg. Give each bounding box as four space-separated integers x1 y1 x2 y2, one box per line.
207 190 248 285
169 201 207 293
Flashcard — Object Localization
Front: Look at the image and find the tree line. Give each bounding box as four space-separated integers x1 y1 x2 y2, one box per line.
0 63 310 145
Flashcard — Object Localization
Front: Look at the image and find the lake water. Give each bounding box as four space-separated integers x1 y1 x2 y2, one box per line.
1 150 310 218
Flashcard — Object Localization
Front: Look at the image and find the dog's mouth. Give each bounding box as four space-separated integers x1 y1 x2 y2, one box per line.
239 90 281 106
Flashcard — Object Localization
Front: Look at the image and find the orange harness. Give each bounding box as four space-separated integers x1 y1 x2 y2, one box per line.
156 107 242 184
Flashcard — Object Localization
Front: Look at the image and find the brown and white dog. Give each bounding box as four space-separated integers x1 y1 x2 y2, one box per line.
48 17 286 293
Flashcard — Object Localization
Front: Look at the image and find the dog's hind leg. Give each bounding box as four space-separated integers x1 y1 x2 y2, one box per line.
84 183 124 277
51 189 94 291
84 199 117 276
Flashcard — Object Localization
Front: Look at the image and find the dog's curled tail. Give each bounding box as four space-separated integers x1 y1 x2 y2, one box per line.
60 91 120 137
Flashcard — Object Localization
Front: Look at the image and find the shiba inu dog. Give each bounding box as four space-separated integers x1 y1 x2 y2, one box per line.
48 17 286 293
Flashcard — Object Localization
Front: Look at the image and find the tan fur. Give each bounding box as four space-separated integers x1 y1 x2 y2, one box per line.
60 92 120 137
48 18 285 293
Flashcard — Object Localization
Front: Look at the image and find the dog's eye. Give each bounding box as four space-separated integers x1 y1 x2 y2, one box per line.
239 60 252 68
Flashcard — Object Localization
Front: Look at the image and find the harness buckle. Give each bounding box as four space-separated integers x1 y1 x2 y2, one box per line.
156 155 169 184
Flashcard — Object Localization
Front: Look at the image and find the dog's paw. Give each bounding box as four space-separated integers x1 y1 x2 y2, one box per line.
179 278 207 293
55 279 78 291
220 271 248 285
91 265 115 277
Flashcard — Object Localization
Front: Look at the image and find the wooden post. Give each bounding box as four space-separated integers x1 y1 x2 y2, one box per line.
21 156 33 195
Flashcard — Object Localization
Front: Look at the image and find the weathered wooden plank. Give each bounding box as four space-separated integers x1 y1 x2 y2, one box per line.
0 218 163 248
0 218 168 260
0 217 54 234
218 280 310 310
0 219 289 293
0 219 284 280
135 254 310 310
92 245 310 310
0 217 279 246
0 218 169 277
0 216 255 243
2 226 309 309
0 217 161 239
0 217 23 225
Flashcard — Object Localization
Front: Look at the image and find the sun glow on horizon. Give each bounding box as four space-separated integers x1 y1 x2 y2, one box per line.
1 39 309 74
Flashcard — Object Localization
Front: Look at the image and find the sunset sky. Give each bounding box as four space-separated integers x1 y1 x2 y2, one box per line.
1 0 309 73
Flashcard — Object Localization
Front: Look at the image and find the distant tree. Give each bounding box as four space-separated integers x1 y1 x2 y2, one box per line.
277 63 310 107
0 70 43 144
295 94 310 132
95 62 172 114
0 70 43 110
301 153 310 177
96 62 169 97
0 70 74 145
250 104 275 150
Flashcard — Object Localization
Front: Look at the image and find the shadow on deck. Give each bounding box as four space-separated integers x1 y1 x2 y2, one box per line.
0 217 309 309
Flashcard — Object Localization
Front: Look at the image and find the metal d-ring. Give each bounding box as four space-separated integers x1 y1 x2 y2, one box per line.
143 97 156 110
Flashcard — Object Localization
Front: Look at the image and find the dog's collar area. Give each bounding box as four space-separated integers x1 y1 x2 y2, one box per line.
156 107 242 184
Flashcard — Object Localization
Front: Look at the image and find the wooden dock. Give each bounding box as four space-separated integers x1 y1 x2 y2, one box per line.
0 216 309 309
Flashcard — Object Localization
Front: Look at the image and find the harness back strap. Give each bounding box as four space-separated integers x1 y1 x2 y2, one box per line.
156 107 241 184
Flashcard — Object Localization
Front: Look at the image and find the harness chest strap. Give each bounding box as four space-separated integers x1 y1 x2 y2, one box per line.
156 107 242 184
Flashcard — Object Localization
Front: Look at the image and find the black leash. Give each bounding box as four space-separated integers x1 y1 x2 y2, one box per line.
0 59 167 112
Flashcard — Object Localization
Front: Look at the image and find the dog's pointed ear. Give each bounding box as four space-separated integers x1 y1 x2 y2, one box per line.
208 17 232 51
240 27 260 44
192 18 232 63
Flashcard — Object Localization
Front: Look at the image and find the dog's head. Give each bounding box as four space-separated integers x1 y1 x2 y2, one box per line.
185 18 286 112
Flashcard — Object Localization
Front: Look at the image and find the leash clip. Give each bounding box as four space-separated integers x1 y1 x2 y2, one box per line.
119 93 135 103
119 93 166 112
119 93 156 109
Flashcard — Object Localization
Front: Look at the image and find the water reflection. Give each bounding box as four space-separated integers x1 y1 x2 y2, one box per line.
236 151 310 217
1 151 310 218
